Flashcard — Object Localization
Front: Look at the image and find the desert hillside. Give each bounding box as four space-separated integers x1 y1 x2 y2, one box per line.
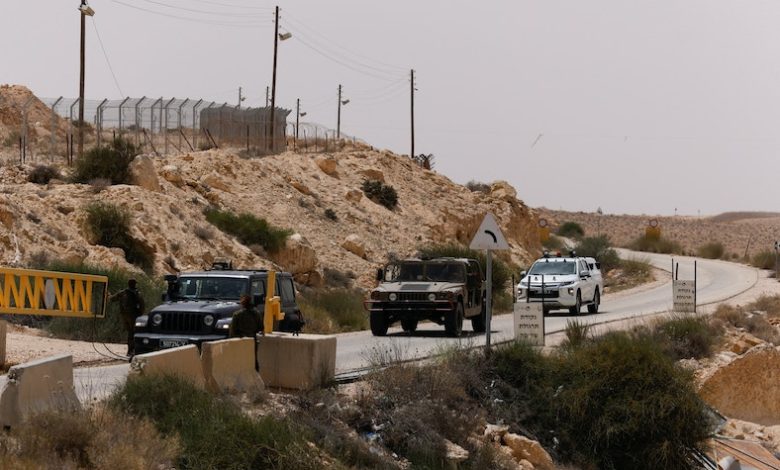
541 208 780 259
0 144 541 288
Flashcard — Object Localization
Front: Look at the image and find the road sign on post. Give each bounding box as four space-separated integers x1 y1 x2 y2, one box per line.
470 213 510 353
513 302 544 346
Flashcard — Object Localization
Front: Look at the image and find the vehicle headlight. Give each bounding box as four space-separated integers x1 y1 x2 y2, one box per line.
567 287 575 295
428 293 436 301
152 313 162 326
216 318 232 330
204 315 215 326
134 315 149 327
388 293 397 301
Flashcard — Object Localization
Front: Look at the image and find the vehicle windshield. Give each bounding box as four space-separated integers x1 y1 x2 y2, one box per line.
386 262 465 282
528 261 576 276
177 276 247 300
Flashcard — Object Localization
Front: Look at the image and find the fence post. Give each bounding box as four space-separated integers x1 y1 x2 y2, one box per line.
49 97 63 161
177 98 189 154
95 98 108 148
163 97 176 155
117 97 130 137
134 96 146 148
191 99 204 151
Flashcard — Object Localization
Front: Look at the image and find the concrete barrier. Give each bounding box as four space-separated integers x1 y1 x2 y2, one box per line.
201 338 264 394
0 354 80 429
256 333 337 390
0 320 6 367
130 345 206 389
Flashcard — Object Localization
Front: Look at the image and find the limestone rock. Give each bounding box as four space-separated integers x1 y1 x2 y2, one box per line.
360 169 384 182
129 155 161 192
290 180 312 196
484 423 510 442
490 180 517 201
444 439 469 463
161 165 185 187
700 345 780 425
341 234 366 259
316 158 338 177
201 173 231 193
502 433 554 470
345 189 363 203
269 233 318 279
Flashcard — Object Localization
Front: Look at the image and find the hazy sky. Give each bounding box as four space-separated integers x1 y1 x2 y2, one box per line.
2 1 779 216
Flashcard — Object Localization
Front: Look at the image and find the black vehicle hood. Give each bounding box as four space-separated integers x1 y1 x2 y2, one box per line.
150 300 240 316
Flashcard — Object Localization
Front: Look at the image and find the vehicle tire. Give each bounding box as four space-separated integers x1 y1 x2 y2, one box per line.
471 303 486 333
370 311 389 336
401 318 418 333
568 291 582 315
445 302 464 337
587 288 600 314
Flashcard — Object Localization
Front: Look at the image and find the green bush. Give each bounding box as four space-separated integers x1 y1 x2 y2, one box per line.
574 235 620 272
28 164 61 184
71 137 138 185
751 250 776 269
204 208 291 254
109 374 316 469
653 315 720 360
697 242 725 259
541 234 565 251
361 180 398 210
417 243 513 295
547 333 713 469
298 288 367 333
84 201 155 271
628 235 683 254
465 180 491 193
557 221 584 239
43 261 163 342
561 319 591 350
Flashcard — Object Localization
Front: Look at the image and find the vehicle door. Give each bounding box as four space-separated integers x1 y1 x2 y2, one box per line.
578 259 595 300
467 260 483 311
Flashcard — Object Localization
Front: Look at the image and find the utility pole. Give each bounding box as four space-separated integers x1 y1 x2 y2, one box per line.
295 98 300 141
337 84 342 140
238 87 244 108
410 68 415 160
78 0 87 160
265 86 270 107
269 5 280 152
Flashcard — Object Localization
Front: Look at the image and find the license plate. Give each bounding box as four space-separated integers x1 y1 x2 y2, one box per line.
160 338 188 349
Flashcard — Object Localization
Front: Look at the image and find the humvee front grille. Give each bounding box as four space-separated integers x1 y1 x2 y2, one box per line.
397 292 429 301
160 312 202 333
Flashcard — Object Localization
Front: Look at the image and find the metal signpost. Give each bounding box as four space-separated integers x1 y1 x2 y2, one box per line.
774 241 779 281
671 258 697 313
469 213 510 352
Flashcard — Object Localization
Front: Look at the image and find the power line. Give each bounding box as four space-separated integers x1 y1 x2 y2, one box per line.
282 12 406 73
110 0 270 27
293 35 403 82
185 0 273 10
91 18 124 98
136 0 270 18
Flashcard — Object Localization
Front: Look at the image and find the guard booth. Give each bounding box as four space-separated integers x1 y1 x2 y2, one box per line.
0 267 109 365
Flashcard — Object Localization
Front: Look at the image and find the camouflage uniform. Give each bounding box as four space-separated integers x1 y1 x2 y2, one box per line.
229 307 262 338
109 284 144 355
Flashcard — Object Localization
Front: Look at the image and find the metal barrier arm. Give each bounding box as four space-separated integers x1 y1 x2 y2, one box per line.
0 267 109 318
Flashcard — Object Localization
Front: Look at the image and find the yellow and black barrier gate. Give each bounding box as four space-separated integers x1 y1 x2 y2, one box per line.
0 267 109 318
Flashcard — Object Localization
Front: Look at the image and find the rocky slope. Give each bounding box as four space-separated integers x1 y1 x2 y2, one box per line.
0 145 540 288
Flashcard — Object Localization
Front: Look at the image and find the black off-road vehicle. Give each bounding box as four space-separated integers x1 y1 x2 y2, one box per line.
134 263 302 354
365 257 486 337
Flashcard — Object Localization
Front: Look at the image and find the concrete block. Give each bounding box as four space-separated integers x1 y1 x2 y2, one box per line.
0 354 80 429
256 333 337 390
201 338 264 394
130 345 205 389
0 320 6 367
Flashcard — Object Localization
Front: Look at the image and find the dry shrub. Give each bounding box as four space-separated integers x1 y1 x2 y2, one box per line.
27 164 60 184
87 178 111 194
697 242 725 259
713 303 780 345
0 406 179 470
194 225 214 241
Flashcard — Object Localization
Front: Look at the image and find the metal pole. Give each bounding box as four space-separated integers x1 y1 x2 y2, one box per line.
694 260 698 313
96 98 107 148
117 97 130 136
134 96 146 147
269 5 280 153
178 98 189 153
50 97 63 159
337 84 342 139
486 250 493 351
410 68 415 159
163 97 175 154
295 98 300 144
78 0 87 160
192 98 203 150
238 87 243 108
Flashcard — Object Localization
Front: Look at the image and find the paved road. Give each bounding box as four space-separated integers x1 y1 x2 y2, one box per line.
2 250 760 401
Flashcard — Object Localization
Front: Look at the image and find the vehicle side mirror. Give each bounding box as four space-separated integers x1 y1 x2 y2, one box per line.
376 268 384 281
253 294 265 306
581 270 591 278
520 270 527 277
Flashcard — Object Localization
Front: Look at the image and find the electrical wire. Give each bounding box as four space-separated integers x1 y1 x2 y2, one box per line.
90 18 124 98
137 0 270 18
110 0 270 28
349 78 408 98
282 11 407 74
292 35 403 82
184 0 273 10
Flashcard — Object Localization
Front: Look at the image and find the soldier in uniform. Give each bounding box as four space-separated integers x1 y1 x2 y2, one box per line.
230 294 263 371
109 278 145 357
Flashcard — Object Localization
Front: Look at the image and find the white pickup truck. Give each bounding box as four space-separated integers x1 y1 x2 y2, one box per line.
516 254 604 315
